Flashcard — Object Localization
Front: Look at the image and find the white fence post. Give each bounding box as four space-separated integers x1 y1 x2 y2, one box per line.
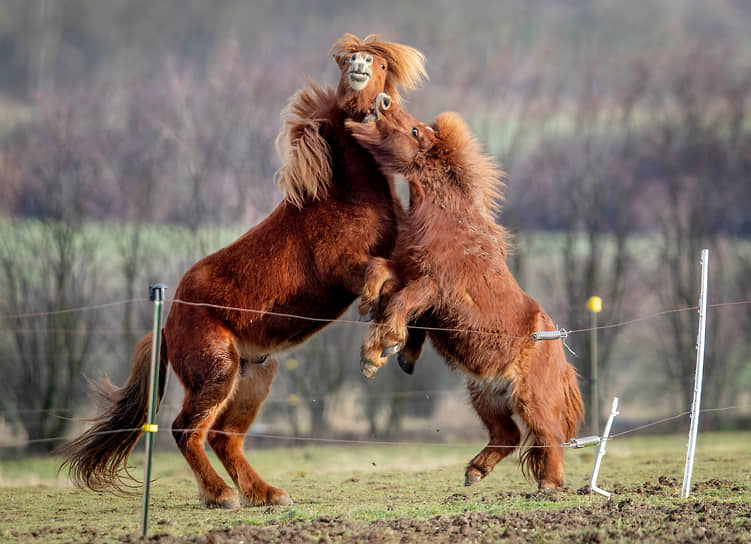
681 249 709 499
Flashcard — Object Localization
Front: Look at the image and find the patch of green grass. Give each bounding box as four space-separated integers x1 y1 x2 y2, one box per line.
0 431 749 542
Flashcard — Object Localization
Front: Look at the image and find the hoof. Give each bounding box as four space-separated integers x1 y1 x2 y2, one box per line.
209 496 241 509
360 359 380 378
272 492 294 506
380 344 401 357
397 354 415 374
464 469 484 487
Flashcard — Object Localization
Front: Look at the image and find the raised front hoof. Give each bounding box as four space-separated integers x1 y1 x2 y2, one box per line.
380 344 401 357
464 467 485 487
360 359 381 379
397 354 415 374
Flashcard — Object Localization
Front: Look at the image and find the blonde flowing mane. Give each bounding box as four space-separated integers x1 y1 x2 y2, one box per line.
276 34 428 208
274 82 336 208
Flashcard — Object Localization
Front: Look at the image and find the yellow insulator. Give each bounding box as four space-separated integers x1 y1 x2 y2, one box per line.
287 394 300 406
586 296 602 313
285 358 299 371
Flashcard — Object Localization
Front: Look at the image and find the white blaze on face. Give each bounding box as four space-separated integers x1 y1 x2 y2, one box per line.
346 52 373 91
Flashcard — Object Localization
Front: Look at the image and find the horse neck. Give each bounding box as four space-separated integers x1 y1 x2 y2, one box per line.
412 192 507 254
328 110 398 207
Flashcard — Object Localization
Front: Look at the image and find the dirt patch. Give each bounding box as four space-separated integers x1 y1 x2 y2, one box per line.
138 499 749 544
10 480 751 543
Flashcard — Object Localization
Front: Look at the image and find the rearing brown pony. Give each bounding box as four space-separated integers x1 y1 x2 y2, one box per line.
347 107 584 490
59 34 427 509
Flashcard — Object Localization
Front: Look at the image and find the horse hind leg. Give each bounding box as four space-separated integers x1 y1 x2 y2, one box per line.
464 379 521 486
172 389 240 508
207 358 292 506
170 336 244 508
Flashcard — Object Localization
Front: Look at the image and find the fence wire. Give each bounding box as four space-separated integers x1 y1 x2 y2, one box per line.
0 405 741 452
0 297 748 452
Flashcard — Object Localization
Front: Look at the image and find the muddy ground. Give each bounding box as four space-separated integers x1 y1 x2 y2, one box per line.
15 479 751 543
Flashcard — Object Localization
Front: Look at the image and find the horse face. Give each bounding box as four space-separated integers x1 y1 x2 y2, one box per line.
335 51 389 114
347 106 436 175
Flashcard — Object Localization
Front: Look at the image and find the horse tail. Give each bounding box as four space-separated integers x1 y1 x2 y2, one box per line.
519 363 585 483
562 364 585 440
58 331 168 494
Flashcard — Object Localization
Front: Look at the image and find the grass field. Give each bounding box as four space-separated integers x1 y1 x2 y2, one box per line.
1 431 749 543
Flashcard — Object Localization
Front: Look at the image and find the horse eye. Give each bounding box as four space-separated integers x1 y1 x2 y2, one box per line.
411 127 419 138
381 64 386 70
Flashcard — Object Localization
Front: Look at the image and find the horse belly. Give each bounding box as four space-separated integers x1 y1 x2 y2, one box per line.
466 374 530 441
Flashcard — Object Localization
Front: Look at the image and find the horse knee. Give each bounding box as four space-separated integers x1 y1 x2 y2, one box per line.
207 429 232 456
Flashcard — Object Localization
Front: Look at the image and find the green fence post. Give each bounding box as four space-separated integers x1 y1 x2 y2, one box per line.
142 283 166 537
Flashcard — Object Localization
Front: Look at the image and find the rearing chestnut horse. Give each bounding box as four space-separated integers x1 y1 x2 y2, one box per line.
347 108 583 490
59 34 427 509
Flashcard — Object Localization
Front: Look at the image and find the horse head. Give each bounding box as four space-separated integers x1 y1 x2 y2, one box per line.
331 34 428 118
348 110 506 217
346 104 436 177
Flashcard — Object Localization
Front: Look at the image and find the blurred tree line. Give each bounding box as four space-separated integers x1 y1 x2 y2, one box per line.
1 0 750 450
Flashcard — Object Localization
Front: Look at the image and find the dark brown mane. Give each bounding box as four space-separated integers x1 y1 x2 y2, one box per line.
330 34 428 104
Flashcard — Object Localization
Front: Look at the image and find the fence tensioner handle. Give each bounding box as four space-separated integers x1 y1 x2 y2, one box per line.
530 328 568 341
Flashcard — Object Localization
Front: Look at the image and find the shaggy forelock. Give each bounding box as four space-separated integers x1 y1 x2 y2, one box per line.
330 33 428 102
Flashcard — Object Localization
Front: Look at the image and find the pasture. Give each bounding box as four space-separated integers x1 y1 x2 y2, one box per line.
1 431 749 543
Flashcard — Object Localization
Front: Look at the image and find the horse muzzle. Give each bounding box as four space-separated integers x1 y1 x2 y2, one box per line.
348 69 371 91
346 52 373 91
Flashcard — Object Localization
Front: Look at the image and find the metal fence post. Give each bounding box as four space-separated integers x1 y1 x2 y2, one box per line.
681 249 709 499
142 283 166 536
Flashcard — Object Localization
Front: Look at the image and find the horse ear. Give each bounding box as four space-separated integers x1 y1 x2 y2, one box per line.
433 112 471 151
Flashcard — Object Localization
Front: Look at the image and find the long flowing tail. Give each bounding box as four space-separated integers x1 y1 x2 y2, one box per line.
562 364 585 441
519 363 584 483
58 332 168 494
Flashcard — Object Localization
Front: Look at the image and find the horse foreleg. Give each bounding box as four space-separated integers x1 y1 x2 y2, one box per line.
358 257 394 318
360 323 391 378
380 276 438 351
464 379 521 486
397 320 427 374
207 359 293 506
